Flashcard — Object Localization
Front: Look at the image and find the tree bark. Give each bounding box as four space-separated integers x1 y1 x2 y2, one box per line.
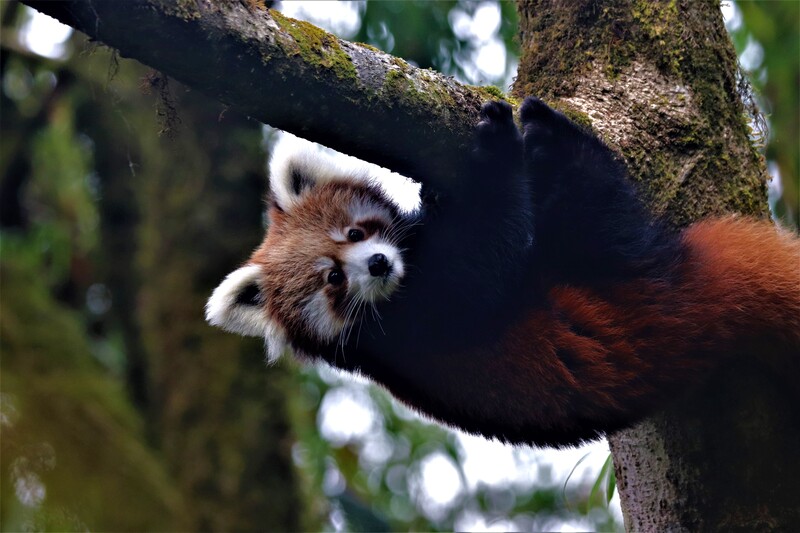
514 0 798 529
22 0 499 187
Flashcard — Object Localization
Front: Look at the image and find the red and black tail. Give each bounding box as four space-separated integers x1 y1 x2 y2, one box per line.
681 217 800 351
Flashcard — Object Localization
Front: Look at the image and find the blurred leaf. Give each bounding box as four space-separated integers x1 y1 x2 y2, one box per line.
562 451 592 506
588 454 613 509
734 1 799 229
606 459 616 504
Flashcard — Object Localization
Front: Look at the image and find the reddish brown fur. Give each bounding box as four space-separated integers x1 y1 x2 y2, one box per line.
249 182 394 343
212 99 800 446
680 217 800 348
253 210 799 436
250 184 352 340
242 173 799 444
383 217 799 443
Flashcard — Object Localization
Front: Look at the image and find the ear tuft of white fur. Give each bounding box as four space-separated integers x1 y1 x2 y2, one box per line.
206 265 269 337
268 132 421 213
206 265 287 361
269 133 371 211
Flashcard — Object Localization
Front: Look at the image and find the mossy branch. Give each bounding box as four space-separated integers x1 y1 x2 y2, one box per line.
22 0 502 187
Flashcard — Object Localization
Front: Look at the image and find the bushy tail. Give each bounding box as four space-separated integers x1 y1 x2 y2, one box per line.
681 217 800 351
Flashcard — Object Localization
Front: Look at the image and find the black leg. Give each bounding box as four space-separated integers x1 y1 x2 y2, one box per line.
520 97 680 283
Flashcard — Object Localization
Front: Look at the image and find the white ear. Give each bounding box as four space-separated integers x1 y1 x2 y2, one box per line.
205 265 288 361
268 132 373 211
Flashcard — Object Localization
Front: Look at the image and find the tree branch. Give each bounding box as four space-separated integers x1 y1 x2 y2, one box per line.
22 0 499 187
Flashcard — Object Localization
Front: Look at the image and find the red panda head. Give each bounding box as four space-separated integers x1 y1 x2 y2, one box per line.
206 135 415 360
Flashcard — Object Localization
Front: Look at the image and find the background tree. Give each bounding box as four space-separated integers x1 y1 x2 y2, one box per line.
3 0 797 530
1 5 317 530
732 2 799 227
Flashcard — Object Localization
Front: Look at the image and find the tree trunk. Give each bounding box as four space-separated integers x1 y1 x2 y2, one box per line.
3 2 324 526
513 0 798 529
73 55 322 531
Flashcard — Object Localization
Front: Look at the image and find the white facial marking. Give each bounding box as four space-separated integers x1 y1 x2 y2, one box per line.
314 257 336 270
348 198 393 227
264 322 289 363
302 291 345 341
343 239 404 303
205 264 288 362
329 228 347 243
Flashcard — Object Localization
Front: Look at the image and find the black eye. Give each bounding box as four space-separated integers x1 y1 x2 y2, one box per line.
327 268 345 286
347 228 365 242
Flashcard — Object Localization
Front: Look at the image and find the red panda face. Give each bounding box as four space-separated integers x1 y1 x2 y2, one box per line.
256 182 404 342
206 180 407 360
206 133 419 360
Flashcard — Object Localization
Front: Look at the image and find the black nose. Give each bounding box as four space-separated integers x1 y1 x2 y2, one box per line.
368 253 391 277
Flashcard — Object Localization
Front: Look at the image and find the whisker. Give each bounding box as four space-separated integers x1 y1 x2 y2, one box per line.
372 302 386 335
337 295 361 362
343 295 363 346
355 300 367 347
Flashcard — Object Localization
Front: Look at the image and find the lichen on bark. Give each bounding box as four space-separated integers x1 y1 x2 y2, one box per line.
513 0 768 226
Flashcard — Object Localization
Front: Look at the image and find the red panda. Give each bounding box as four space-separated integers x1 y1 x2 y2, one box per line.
206 98 800 447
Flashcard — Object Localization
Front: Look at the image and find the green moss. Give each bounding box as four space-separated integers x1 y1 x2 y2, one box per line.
515 0 769 225
470 85 512 105
269 10 357 81
389 55 413 71
550 102 593 130
354 42 381 53
385 68 406 83
481 85 506 99
635 154 675 205
382 68 414 98
0 252 187 530
162 0 202 20
506 93 523 106
0 258 91 373
379 67 461 112
513 3 649 97
631 0 682 74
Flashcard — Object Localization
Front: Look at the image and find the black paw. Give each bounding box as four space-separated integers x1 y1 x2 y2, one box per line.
473 100 523 168
519 96 612 183
519 96 554 123
519 97 571 159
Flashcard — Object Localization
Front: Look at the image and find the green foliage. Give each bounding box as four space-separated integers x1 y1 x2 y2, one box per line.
590 455 615 507
352 0 519 87
0 35 188 527
1 226 186 533
731 1 799 229
1 7 316 529
287 364 620 531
